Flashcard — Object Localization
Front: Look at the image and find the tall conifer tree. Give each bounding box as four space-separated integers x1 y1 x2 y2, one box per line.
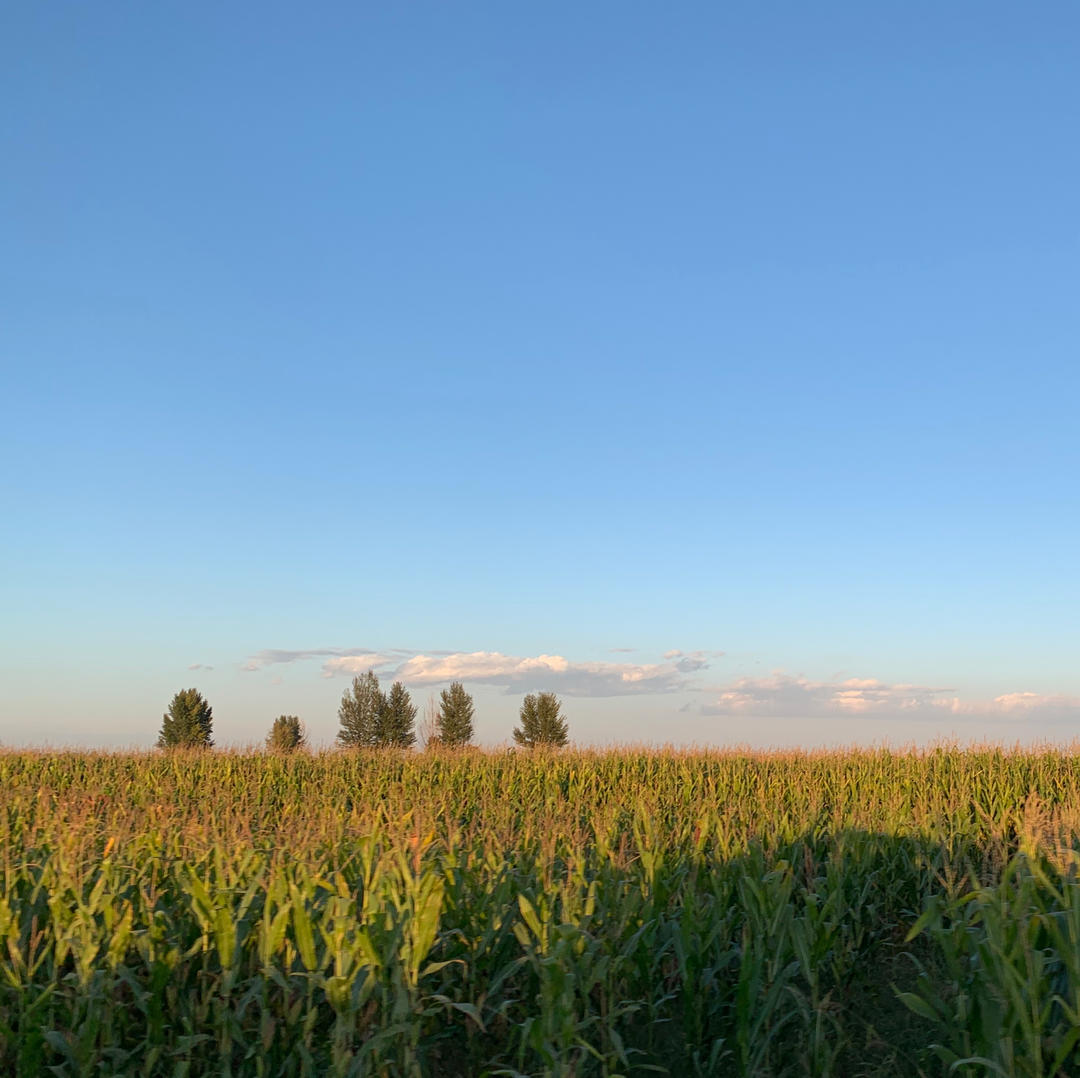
513 692 568 748
266 715 306 753
157 689 214 748
379 681 417 748
337 670 384 747
436 681 475 746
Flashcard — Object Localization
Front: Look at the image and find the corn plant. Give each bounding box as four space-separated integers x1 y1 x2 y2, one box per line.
3 745 1080 1075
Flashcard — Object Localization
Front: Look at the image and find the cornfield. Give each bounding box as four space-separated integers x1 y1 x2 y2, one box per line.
4 745 1080 1076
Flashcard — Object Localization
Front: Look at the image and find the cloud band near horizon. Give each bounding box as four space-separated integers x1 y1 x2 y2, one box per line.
701 673 1080 724
239 647 1078 723
241 647 723 697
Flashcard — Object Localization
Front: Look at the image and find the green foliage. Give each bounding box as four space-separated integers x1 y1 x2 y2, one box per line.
266 715 306 753
378 681 417 748
513 691 568 747
156 688 213 748
435 681 474 746
8 746 1080 1075
337 670 384 747
338 671 416 748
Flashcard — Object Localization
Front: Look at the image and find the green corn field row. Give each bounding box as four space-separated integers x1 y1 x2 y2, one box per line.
3 746 1080 1075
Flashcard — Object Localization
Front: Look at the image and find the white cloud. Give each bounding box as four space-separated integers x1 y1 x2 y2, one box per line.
702 672 1080 723
394 652 568 681
244 644 723 697
388 651 697 697
327 649 720 697
940 692 1080 718
321 653 398 678
243 647 394 672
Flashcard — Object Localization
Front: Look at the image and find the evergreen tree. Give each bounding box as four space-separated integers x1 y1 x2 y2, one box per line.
337 670 385 747
266 715 306 753
513 692 568 748
378 681 417 748
436 681 474 746
157 688 214 748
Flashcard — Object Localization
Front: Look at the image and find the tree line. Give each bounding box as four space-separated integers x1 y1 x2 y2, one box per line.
156 671 570 751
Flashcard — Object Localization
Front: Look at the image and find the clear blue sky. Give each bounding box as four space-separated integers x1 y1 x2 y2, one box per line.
3 3 1077 748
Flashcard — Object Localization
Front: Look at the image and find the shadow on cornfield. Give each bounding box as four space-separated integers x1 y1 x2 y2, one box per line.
4 748 1080 1075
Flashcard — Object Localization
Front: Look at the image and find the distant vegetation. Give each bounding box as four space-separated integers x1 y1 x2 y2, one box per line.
435 680 474 746
5 746 1080 1074
513 690 570 747
334 671 427 749
265 714 306 753
156 687 213 748
168 672 568 751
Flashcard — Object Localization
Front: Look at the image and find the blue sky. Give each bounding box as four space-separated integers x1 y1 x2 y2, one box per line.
2 3 1078 748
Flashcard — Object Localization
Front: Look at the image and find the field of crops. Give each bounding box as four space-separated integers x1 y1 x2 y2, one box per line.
4 746 1080 1076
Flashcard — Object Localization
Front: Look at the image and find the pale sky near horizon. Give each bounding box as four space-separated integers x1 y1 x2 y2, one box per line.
2 3 1078 750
